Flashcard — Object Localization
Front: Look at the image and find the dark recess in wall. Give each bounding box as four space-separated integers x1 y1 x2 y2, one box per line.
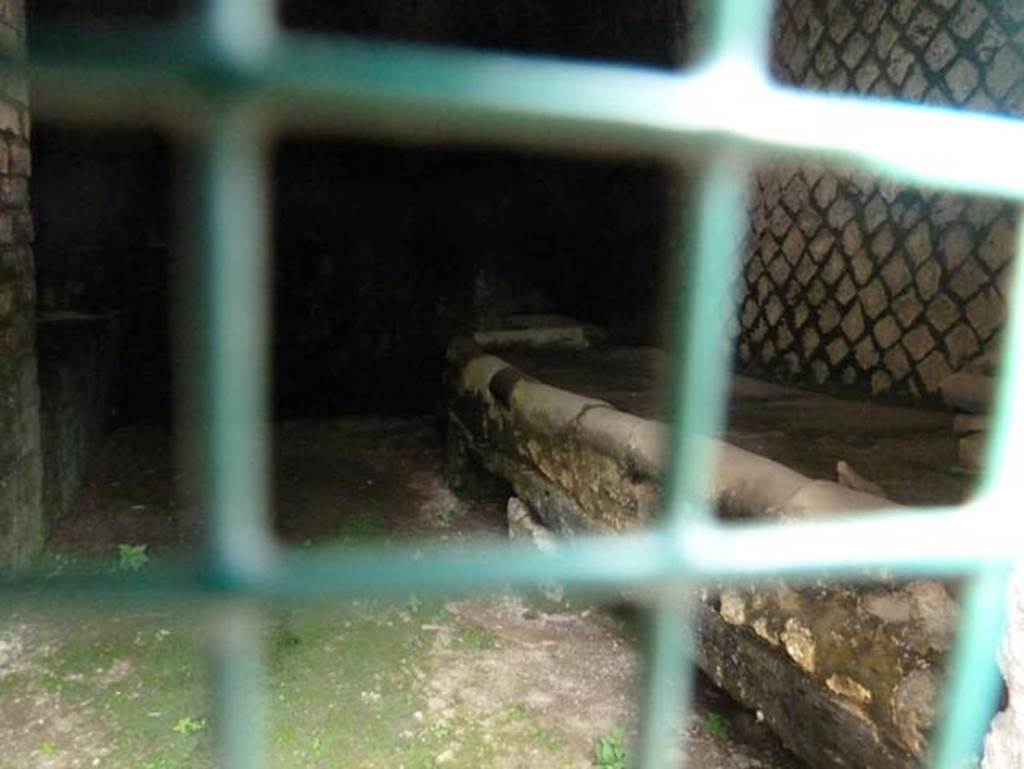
31 126 173 424
28 0 686 419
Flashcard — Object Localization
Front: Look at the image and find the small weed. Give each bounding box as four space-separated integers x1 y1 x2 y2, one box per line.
0 672 25 698
117 543 149 572
430 720 452 740
39 741 57 757
503 703 529 722
702 711 730 741
311 736 323 755
406 594 423 613
401 634 426 653
336 510 382 540
172 716 205 736
530 727 563 751
593 727 630 769
448 624 497 652
437 505 456 526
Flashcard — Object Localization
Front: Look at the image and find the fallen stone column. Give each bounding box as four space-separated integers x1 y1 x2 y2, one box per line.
445 338 956 769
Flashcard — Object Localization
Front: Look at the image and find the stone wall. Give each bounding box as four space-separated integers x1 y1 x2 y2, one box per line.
0 0 40 569
737 0 1023 399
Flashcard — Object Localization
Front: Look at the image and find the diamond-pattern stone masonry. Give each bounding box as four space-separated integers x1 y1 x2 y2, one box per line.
738 0 1023 398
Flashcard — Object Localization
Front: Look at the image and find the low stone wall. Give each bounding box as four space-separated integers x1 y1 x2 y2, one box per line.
445 336 956 769
36 312 121 524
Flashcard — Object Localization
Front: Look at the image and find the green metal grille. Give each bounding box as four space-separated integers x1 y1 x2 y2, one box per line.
7 1 1024 767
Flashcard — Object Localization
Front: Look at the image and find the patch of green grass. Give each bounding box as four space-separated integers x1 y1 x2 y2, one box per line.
8 608 211 769
448 623 498 652
6 596 580 769
116 544 149 572
172 717 205 736
51 639 121 684
39 740 57 757
437 505 456 526
502 703 530 722
530 727 564 751
702 711 731 741
335 509 383 541
593 726 630 769
266 601 447 768
430 720 453 740
0 671 26 698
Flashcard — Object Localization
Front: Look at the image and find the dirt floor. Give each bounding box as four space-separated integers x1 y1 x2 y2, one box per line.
2 418 803 769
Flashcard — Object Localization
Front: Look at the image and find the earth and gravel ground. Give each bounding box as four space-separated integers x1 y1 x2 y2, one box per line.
1 417 804 769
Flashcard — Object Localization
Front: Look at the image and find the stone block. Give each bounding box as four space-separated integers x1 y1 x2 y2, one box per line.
966 289 1004 340
904 221 933 265
940 225 972 270
836 274 856 305
903 326 936 362
0 176 27 206
881 257 912 295
987 46 1023 99
958 433 986 470
914 262 941 302
894 293 924 328
860 278 887 319
926 295 960 333
871 370 893 394
940 372 994 414
945 57 980 102
951 1 987 39
0 98 18 136
918 350 953 392
854 335 879 369
9 140 29 177
979 218 1014 271
841 303 865 340
826 336 849 365
945 323 980 369
949 261 987 301
884 346 912 379
0 23 21 60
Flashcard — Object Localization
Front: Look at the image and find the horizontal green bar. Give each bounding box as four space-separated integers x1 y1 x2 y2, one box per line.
1 507 1015 605
18 26 1024 202
681 504 1017 578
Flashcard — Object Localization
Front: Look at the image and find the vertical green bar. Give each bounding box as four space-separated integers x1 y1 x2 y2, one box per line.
192 4 277 765
211 604 268 769
181 116 272 769
697 0 775 71
979 219 1024 497
662 154 750 528
662 0 773 531
647 5 775 765
931 565 1010 769
636 597 693 769
186 116 276 576
203 0 278 64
